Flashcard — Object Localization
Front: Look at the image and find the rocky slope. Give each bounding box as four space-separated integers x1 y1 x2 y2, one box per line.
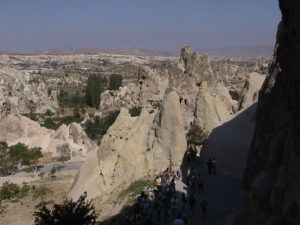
227 1 300 224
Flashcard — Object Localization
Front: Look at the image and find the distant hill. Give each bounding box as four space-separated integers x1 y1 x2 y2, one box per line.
1 45 273 59
30 48 179 57
197 45 274 58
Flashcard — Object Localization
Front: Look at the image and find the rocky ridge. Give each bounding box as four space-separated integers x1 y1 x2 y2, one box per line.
226 1 300 224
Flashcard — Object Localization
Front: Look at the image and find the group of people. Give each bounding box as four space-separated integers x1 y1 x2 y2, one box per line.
106 148 216 225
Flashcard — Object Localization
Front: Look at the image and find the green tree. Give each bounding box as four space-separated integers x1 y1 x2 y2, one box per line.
85 74 107 108
109 74 122 90
8 143 42 167
56 144 71 163
34 193 98 225
50 167 57 178
0 142 9 173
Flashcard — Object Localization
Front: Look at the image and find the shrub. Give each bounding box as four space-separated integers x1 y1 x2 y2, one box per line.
229 90 240 101
85 110 120 140
29 112 38 121
59 115 82 125
43 118 60 130
45 109 53 117
50 167 57 178
187 124 208 145
34 193 98 225
0 181 20 200
109 74 122 90
56 144 71 163
152 101 161 109
129 106 142 117
32 186 53 200
118 180 151 205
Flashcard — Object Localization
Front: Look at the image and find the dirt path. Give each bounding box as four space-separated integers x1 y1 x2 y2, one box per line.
176 158 244 225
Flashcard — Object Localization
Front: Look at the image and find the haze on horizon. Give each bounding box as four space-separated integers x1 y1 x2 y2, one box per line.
0 0 281 53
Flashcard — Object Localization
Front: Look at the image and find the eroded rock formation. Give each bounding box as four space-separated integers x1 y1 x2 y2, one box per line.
0 87 96 157
99 46 233 131
69 91 187 218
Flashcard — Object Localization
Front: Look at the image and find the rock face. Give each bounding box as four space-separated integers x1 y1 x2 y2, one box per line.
178 45 215 85
230 1 300 225
238 72 265 110
69 91 187 218
200 103 257 178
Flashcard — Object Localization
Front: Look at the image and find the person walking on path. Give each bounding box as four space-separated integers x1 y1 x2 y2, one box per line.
197 173 204 194
200 200 208 218
188 194 196 214
212 157 217 175
181 192 187 210
207 158 212 175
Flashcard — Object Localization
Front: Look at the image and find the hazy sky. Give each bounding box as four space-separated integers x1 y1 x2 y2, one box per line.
0 0 281 53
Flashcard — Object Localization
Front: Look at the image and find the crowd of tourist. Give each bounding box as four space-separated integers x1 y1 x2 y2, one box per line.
105 147 216 225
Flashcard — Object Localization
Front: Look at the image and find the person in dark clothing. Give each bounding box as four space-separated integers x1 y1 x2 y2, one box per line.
188 194 196 211
207 158 212 175
197 173 204 194
200 200 208 218
212 157 217 175
181 192 187 209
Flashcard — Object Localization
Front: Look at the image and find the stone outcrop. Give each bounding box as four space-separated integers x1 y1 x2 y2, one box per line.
152 91 187 167
238 72 265 110
69 91 187 218
99 84 140 115
227 1 300 224
178 45 215 85
47 122 97 156
195 82 230 132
